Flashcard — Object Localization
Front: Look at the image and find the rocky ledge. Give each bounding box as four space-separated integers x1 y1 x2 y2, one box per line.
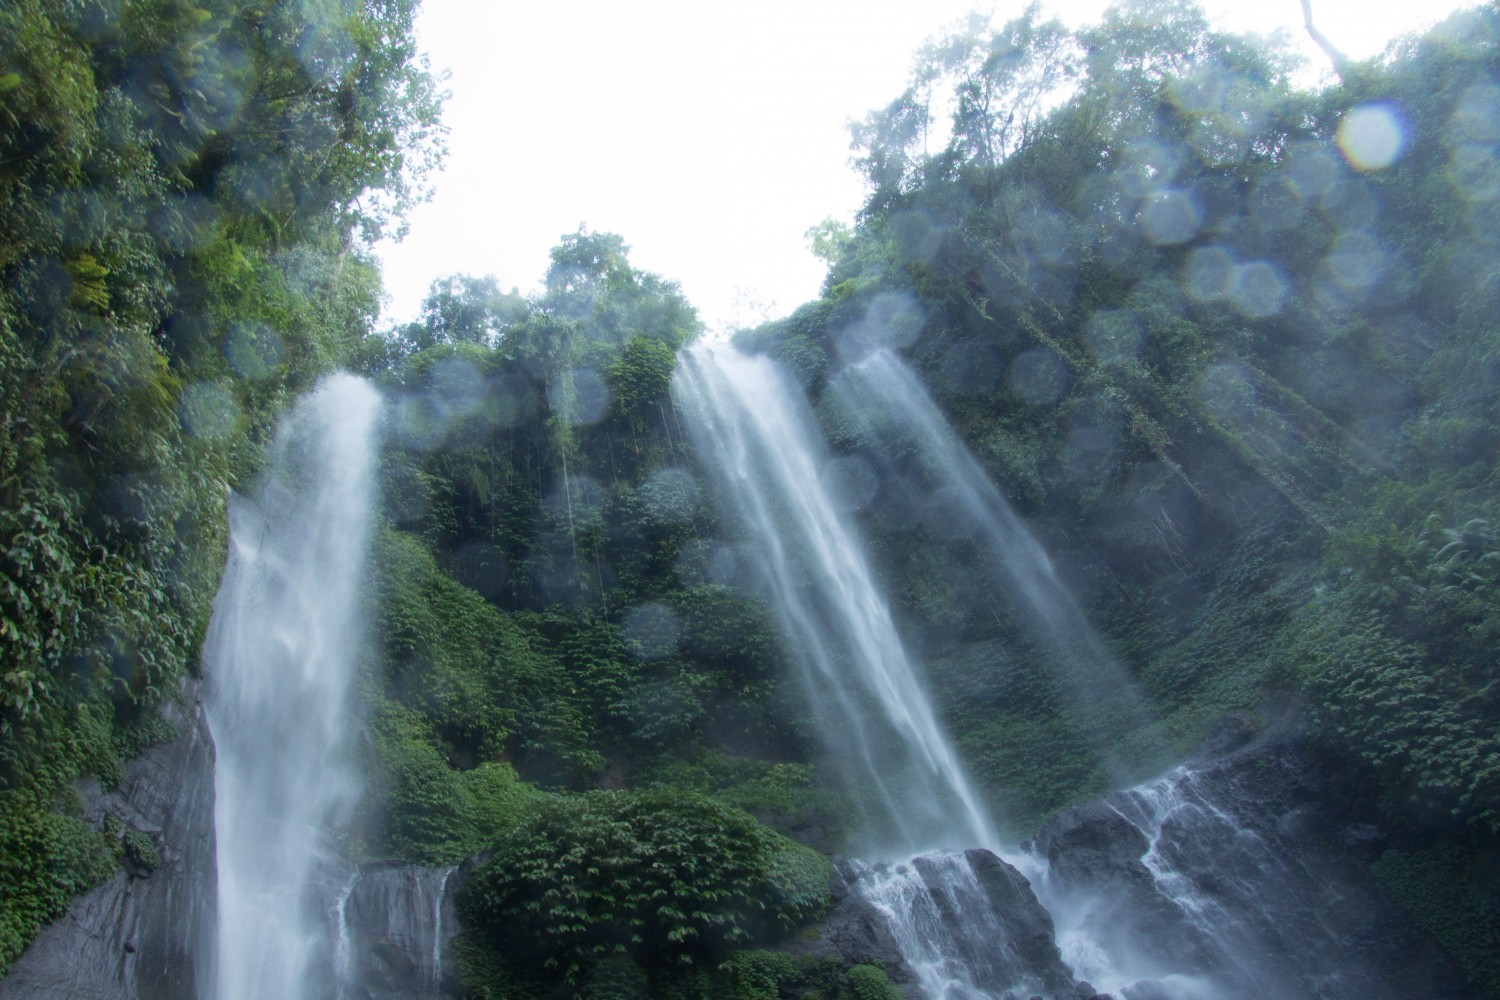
0 679 217 1000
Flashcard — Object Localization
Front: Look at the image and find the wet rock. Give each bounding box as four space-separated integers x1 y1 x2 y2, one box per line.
959 849 1073 995
778 861 919 995
1033 731 1484 999
339 862 463 999
0 679 217 1000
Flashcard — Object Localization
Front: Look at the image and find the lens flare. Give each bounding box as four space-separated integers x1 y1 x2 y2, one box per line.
1337 104 1407 171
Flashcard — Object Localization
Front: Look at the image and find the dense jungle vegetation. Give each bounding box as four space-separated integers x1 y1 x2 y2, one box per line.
0 0 444 973
2 0 1499 995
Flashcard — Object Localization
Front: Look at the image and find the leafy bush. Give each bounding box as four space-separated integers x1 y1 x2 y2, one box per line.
845 963 904 1000
456 789 832 983
1372 845 1500 993
368 704 536 865
1287 587 1500 833
703 951 902 1000
0 790 116 969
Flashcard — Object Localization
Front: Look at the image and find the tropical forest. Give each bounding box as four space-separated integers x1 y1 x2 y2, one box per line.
1 0 1498 998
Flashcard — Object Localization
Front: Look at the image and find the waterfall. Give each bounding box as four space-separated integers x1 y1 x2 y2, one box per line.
828 349 1158 776
1032 764 1396 1000
202 373 383 1000
673 342 995 857
671 343 1424 1000
850 851 1071 999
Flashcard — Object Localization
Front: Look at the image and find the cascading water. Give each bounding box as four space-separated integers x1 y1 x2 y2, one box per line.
827 349 1157 775
673 342 996 856
1031 755 1443 1000
672 342 1426 1000
201 373 383 1000
850 851 1072 1000
817 349 1411 997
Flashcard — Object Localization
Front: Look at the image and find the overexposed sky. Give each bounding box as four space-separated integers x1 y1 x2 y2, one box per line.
375 0 1479 334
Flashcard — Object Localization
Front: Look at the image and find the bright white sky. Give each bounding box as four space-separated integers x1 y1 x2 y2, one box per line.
375 0 1480 334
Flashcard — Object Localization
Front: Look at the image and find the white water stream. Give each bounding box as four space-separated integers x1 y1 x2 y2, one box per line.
202 373 383 1000
830 349 1157 770
674 342 996 856
674 343 1413 1000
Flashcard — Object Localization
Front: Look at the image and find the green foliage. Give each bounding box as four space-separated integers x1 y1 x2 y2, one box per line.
114 820 161 874
0 0 445 970
844 963 905 1000
528 227 698 355
368 523 605 794
958 711 1109 832
1286 587 1500 833
734 300 832 391
368 705 536 865
706 952 902 1000
608 336 677 434
391 274 529 354
715 764 830 822
453 933 545 1000
0 790 116 970
456 789 832 984
1372 845 1500 993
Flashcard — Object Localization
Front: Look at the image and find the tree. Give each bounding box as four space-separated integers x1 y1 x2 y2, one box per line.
917 5 1079 176
416 274 528 348
534 227 698 352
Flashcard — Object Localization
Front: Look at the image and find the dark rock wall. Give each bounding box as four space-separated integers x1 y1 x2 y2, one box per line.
0 679 217 1000
1033 729 1484 1000
339 862 463 1000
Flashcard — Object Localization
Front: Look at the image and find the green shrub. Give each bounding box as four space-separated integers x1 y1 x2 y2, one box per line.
845 963 903 1000
118 824 160 875
456 789 832 983
369 705 536 865
1372 845 1500 993
0 791 115 969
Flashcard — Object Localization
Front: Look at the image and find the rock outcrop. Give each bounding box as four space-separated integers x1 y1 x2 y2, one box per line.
809 849 1073 999
337 862 463 1000
957 848 1074 996
779 860 920 995
0 679 217 1000
1032 725 1482 999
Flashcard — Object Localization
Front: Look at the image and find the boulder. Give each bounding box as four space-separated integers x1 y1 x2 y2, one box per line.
778 860 920 996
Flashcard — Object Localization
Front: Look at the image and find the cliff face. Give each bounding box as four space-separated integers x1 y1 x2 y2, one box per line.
0 680 217 1000
1031 724 1485 1000
336 862 465 1000
0 682 471 1000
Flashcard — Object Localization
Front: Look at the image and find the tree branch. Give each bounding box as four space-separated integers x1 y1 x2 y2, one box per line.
1301 0 1351 83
